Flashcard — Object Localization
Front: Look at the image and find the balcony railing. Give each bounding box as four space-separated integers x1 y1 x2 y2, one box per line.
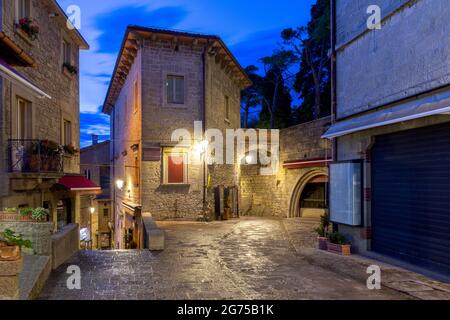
9 139 64 174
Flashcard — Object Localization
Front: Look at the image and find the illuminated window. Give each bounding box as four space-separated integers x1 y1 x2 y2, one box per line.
163 149 188 185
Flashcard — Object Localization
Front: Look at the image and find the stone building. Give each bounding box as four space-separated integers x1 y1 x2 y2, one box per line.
80 137 112 249
0 0 96 231
324 0 450 276
240 117 331 219
103 27 251 249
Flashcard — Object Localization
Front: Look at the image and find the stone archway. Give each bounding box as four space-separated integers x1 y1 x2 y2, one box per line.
288 169 328 218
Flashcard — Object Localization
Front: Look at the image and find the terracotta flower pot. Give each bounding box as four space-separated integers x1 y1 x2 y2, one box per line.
0 243 21 261
317 237 328 250
223 208 231 221
327 242 351 256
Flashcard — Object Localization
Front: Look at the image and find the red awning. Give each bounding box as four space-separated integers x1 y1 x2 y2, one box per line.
58 175 101 192
283 157 332 169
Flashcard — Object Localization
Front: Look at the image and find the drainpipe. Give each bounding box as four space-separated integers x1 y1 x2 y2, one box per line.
202 47 207 208
331 0 338 162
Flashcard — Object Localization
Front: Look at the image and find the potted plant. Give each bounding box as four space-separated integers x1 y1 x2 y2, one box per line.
327 232 351 256
314 212 330 250
63 144 79 156
63 63 78 75
30 207 49 222
18 207 49 222
0 229 33 261
17 18 39 40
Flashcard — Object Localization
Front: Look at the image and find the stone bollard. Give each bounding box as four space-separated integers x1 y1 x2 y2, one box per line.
0 257 23 300
142 213 165 251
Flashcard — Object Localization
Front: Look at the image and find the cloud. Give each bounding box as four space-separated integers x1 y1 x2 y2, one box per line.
95 5 189 54
80 110 110 147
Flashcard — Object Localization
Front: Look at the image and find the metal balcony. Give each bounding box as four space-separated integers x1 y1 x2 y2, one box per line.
8 139 64 174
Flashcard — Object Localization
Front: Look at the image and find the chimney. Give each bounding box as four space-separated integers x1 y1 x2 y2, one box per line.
92 135 99 146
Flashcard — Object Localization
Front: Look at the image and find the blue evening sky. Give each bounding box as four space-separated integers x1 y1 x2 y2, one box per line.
56 0 316 147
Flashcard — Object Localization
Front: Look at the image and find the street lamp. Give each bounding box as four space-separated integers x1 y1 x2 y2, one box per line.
89 207 95 214
116 179 124 190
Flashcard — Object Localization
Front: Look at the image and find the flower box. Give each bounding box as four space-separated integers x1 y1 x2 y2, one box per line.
0 212 33 222
0 242 21 262
327 242 351 256
317 237 328 250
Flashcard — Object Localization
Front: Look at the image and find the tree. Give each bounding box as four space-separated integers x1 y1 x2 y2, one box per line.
282 0 331 121
241 65 263 128
259 50 297 129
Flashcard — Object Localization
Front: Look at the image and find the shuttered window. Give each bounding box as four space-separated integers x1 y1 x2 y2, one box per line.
163 150 188 184
63 120 72 145
16 0 31 20
167 75 185 104
17 97 32 140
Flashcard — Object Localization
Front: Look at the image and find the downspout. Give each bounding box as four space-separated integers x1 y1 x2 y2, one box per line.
331 0 338 162
202 47 207 208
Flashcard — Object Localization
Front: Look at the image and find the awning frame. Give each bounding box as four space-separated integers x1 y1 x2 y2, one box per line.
323 90 450 140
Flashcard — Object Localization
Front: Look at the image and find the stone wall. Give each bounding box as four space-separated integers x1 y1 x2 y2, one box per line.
240 117 331 217
0 221 54 256
0 0 85 207
336 0 450 118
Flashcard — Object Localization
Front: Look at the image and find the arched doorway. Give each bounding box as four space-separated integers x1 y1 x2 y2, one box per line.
288 169 328 218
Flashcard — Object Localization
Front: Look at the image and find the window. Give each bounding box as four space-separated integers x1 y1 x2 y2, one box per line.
103 208 109 218
225 95 230 121
62 40 72 64
163 150 188 185
133 80 139 113
63 120 72 145
329 161 362 226
84 169 91 180
17 97 32 140
166 75 185 104
16 0 31 20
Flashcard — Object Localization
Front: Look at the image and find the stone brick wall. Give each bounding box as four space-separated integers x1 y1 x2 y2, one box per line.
0 0 85 207
0 221 54 255
336 0 450 118
240 117 331 217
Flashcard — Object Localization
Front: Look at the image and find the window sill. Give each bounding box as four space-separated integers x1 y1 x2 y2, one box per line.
165 103 188 109
14 27 34 46
161 183 190 187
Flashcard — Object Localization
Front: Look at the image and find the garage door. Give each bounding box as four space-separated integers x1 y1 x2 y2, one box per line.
372 122 450 275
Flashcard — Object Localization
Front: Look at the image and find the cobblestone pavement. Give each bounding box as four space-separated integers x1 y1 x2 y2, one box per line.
40 217 410 300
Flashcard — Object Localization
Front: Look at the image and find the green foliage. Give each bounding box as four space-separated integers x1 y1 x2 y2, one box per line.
19 207 33 216
3 208 18 213
19 207 49 221
328 232 347 245
63 144 79 156
314 212 330 237
0 229 33 249
63 62 78 75
31 208 49 221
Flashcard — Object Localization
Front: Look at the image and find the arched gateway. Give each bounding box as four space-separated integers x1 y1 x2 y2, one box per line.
288 169 328 218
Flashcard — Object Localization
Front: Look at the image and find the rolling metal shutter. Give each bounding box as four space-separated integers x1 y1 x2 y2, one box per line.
372 122 450 275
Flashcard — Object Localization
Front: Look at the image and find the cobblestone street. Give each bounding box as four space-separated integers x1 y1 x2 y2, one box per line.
40 218 410 300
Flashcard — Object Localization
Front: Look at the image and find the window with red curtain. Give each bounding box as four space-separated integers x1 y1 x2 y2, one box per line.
168 155 184 184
